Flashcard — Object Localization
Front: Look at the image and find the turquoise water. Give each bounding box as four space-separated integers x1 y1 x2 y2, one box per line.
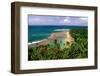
28 25 87 42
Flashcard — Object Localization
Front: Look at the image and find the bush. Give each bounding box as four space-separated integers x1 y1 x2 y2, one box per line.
28 29 88 60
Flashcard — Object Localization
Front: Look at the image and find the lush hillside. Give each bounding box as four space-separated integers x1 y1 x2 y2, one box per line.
28 29 88 60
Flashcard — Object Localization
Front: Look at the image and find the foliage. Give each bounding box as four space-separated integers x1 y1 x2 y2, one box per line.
28 29 88 60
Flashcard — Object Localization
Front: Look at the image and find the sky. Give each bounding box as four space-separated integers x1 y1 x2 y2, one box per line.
28 15 88 26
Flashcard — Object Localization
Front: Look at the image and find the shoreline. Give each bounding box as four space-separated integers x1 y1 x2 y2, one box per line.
28 31 71 46
28 39 47 45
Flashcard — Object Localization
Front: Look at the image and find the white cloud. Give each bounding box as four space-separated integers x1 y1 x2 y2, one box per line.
80 18 88 21
63 18 71 23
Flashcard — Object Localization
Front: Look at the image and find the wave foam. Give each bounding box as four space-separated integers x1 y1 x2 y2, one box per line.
54 29 70 32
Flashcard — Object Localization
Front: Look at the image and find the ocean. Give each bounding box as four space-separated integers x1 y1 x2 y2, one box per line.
28 25 87 43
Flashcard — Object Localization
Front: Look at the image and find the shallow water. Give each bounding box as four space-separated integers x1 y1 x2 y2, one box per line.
28 25 87 42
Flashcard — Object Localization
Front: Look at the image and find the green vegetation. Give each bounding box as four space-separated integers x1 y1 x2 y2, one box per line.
28 29 88 60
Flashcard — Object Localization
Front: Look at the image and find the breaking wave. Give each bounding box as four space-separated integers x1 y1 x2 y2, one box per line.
54 29 70 32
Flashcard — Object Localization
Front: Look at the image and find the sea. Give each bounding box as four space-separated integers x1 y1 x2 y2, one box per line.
28 25 87 43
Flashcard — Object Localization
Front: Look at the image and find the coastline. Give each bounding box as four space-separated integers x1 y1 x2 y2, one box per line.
28 39 47 45
28 30 72 46
28 29 88 60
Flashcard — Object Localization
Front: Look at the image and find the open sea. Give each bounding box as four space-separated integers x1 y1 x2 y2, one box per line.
28 25 87 42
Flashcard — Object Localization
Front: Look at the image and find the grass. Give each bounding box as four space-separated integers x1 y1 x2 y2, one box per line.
28 29 88 60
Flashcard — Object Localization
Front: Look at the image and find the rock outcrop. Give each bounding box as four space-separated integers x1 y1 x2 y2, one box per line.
28 31 74 49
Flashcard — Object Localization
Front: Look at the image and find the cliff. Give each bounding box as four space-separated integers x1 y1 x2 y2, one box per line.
28 31 74 49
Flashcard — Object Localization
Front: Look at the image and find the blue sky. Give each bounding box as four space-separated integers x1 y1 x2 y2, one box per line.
28 15 88 26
